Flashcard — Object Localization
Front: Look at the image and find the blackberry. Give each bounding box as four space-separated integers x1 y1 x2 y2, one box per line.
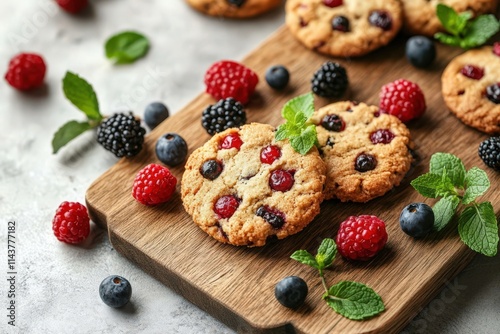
97 112 146 158
227 0 245 7
202 98 246 135
311 62 348 98
478 137 500 171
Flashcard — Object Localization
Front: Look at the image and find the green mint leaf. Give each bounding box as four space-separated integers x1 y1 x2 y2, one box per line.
105 31 150 64
275 124 288 141
460 15 500 49
458 202 498 256
324 281 385 320
52 120 92 154
436 4 469 36
290 124 317 155
433 196 460 231
462 167 490 204
315 238 337 270
63 72 102 121
434 32 462 47
282 93 314 122
291 250 319 269
411 173 448 198
429 153 466 188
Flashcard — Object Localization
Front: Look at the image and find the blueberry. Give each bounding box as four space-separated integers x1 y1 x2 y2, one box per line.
265 65 290 90
155 133 188 167
406 36 436 68
99 275 132 308
144 102 169 130
275 276 308 309
399 203 435 238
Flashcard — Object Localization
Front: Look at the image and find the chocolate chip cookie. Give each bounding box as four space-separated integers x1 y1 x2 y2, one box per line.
185 0 282 18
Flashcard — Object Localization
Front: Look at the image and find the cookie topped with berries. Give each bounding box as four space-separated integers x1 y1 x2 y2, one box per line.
285 0 403 57
441 45 500 135
181 123 326 247
185 0 282 18
311 101 414 202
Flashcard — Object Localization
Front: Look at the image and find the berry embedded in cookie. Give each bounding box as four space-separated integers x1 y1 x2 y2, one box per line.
184 0 282 18
181 123 327 247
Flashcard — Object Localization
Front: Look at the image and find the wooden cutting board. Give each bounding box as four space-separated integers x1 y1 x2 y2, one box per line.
86 25 500 333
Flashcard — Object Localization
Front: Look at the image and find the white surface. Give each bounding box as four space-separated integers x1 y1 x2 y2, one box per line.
0 1 499 333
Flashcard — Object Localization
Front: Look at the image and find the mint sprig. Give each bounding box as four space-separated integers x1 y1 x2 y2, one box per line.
411 153 498 256
105 31 150 64
275 93 318 155
434 4 500 49
291 238 385 320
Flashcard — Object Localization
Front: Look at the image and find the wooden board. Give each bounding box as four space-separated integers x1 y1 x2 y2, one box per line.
86 26 500 334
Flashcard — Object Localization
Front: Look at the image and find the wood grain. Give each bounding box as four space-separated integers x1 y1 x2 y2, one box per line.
86 26 500 334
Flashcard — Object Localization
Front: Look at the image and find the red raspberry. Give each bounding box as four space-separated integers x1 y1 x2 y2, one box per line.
56 0 88 14
132 163 177 205
219 133 243 150
336 215 388 261
4 53 46 91
323 0 343 7
379 79 426 123
260 145 281 164
52 202 90 244
204 60 259 105
214 195 240 219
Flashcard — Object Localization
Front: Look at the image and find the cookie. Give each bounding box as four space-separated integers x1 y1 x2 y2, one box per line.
185 0 282 18
442 46 500 135
401 0 498 37
311 101 414 202
181 123 326 247
285 0 403 57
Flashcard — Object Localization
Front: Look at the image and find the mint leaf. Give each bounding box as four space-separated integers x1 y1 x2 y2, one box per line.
275 124 288 141
458 202 499 256
62 72 102 122
433 196 460 231
282 93 314 122
290 124 317 155
316 238 337 270
52 120 92 154
436 4 469 36
462 167 490 204
105 31 150 64
429 153 466 188
460 15 500 49
325 281 384 320
411 173 454 198
291 250 319 269
434 33 461 46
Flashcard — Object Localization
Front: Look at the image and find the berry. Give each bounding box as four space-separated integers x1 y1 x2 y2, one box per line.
144 102 169 130
4 53 46 91
227 0 245 6
336 215 388 261
52 202 90 244
460 65 484 80
204 60 259 105
155 133 188 167
323 0 343 7
332 15 350 32
219 133 243 150
97 112 146 158
214 195 240 219
370 129 395 144
260 145 281 164
399 203 434 238
200 160 223 180
321 114 345 132
355 153 377 172
379 79 426 123
275 276 308 309
265 65 290 90
478 137 500 171
311 62 348 98
256 206 285 229
99 275 132 308
493 42 500 57
405 36 436 68
269 169 295 192
56 0 88 14
202 98 246 135
486 83 500 104
368 10 392 30
132 163 177 205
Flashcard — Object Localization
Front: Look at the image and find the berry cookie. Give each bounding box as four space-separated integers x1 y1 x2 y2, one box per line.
181 123 326 247
441 45 500 134
311 101 414 202
285 0 403 57
185 0 282 18
401 0 498 37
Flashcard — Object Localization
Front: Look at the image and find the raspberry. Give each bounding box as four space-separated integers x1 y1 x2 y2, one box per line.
494 42 500 57
336 215 388 261
311 62 349 98
379 79 426 123
4 53 46 91
52 202 90 244
97 112 146 158
323 0 343 7
132 164 177 205
260 145 281 164
204 60 259 105
478 137 500 171
56 0 88 14
219 133 243 150
202 98 246 135
269 170 295 192
214 195 240 219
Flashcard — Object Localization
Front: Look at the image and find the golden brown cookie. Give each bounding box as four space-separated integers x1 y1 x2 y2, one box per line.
181 123 326 247
311 101 414 202
401 0 498 36
285 0 403 57
442 46 500 135
185 0 282 18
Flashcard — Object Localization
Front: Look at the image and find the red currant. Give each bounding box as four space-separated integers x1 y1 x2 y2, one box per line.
219 133 243 150
460 65 484 80
260 145 281 164
269 170 295 192
214 195 239 219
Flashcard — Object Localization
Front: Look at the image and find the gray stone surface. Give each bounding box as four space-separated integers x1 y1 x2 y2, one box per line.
0 1 499 334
